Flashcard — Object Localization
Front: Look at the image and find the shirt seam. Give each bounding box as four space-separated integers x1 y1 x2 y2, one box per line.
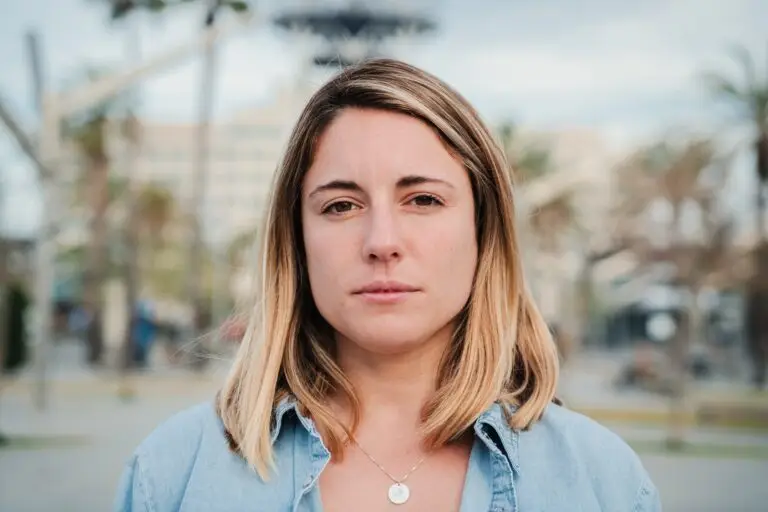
630 479 652 512
135 454 157 512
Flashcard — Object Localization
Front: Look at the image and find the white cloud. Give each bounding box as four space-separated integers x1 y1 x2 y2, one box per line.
406 0 765 131
447 47 694 98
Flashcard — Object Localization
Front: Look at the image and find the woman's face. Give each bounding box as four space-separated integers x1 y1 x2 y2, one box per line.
301 108 478 355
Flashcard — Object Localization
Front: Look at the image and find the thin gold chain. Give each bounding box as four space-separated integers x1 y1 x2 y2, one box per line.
349 437 428 484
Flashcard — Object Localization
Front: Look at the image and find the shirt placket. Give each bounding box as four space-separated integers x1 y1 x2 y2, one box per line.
292 418 331 512
477 427 518 512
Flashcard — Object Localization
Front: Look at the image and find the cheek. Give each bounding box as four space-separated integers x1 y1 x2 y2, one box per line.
421 217 478 295
428 217 477 267
304 231 330 284
303 221 351 308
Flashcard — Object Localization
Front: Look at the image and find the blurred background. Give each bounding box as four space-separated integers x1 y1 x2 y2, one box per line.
1 0 767 510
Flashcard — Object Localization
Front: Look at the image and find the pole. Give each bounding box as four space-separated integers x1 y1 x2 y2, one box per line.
0 101 53 182
55 13 255 119
119 14 144 381
0 36 56 410
27 29 55 409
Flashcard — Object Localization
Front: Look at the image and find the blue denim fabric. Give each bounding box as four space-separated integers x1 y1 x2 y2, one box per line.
114 399 660 511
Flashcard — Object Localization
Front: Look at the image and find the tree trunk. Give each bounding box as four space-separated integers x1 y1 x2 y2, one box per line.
746 244 768 390
665 202 692 449
0 239 8 444
0 238 8 375
746 133 768 389
666 285 701 449
757 181 765 245
83 158 110 365
119 16 143 376
121 178 140 373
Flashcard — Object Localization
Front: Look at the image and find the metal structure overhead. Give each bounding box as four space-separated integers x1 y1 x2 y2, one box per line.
272 1 436 67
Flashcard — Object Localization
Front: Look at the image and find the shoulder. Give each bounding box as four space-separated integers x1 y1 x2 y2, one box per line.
534 403 634 455
136 401 219 461
114 401 305 512
113 401 230 511
519 404 660 510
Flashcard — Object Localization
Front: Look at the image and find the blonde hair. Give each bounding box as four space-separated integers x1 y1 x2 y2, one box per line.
218 58 559 479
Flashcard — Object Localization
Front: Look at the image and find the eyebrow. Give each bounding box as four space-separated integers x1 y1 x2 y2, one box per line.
307 174 454 199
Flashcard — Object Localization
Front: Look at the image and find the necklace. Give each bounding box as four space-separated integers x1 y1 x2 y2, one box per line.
350 437 428 505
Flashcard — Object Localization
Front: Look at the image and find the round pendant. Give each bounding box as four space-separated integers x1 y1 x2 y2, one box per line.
388 483 410 505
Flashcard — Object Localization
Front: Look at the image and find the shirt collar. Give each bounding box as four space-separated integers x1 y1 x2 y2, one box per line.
474 402 521 474
271 395 303 445
271 397 520 473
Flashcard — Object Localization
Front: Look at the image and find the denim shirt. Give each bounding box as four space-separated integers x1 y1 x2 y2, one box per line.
114 399 660 511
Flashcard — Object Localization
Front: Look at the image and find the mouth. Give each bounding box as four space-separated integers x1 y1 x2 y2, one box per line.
353 281 421 304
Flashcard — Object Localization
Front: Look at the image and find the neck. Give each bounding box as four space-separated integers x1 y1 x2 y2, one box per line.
333 324 452 433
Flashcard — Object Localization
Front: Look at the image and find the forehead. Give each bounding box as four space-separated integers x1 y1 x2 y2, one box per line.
305 108 464 186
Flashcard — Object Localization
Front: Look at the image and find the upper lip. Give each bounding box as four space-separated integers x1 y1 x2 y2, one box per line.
354 280 420 294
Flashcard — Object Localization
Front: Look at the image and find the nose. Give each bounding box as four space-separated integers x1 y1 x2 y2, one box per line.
362 206 403 264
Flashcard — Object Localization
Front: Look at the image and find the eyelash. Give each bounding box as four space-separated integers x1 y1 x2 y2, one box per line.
321 194 444 215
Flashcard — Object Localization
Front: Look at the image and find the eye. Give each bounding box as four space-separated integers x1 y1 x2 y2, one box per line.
408 194 443 207
321 200 360 215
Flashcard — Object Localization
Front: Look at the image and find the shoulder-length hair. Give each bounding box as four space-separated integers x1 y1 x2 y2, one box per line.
218 58 559 479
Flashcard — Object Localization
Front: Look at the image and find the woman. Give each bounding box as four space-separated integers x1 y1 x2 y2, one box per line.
115 59 660 511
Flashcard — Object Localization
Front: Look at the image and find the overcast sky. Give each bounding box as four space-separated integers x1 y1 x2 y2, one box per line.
1 0 765 236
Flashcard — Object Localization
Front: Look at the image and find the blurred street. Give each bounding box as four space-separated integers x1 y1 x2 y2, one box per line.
2 1 768 510
1 342 766 511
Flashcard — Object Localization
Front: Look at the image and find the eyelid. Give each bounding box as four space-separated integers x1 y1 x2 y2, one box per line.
320 196 358 209
405 192 444 205
320 198 361 215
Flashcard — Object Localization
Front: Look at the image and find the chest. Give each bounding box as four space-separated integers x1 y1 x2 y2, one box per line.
318 446 470 512
177 433 601 512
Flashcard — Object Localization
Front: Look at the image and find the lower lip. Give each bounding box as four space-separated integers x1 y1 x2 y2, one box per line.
356 291 417 304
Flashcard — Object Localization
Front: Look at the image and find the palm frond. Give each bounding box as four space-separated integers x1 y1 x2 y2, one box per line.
136 184 175 236
610 137 739 286
726 43 758 92
226 1 250 14
702 72 747 101
516 147 553 182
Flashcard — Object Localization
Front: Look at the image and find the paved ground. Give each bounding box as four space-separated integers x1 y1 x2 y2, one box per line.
0 392 207 512
1 342 766 511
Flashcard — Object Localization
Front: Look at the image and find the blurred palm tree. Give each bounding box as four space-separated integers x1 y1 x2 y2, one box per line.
704 44 768 389
498 122 580 361
133 183 176 294
100 0 252 344
705 44 768 241
498 123 553 183
117 113 143 372
93 1 145 374
136 184 175 239
64 66 140 365
613 139 737 448
498 122 580 251
65 87 113 365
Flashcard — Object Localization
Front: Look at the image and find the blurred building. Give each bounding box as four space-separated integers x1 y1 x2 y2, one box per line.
513 128 622 332
132 81 313 246
50 72 636 337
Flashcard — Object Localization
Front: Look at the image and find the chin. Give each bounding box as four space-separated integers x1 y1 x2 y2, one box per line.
339 319 444 355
